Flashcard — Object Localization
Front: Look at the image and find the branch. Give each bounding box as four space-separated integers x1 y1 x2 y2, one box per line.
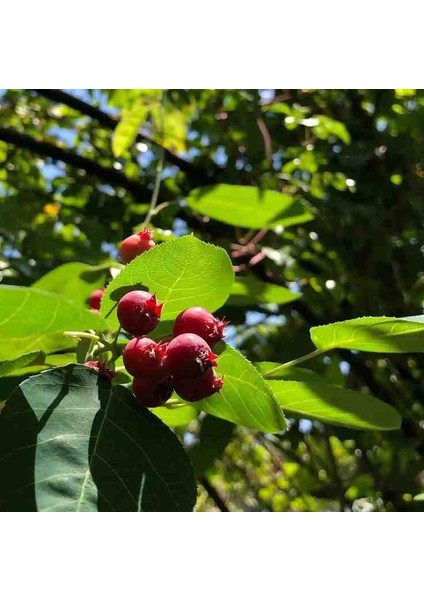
200 476 229 512
0 126 150 201
32 89 207 181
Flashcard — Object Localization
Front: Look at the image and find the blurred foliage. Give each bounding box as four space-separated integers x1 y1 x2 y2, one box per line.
1 88 424 511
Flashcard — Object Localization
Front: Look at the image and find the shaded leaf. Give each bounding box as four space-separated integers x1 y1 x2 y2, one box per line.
228 274 300 306
0 365 196 512
189 415 235 477
0 351 45 378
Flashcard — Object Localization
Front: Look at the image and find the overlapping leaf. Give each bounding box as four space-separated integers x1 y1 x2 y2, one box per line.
0 286 107 361
198 345 286 433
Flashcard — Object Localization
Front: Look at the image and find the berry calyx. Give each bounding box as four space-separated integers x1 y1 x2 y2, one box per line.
174 368 224 402
87 289 104 312
132 376 174 408
84 360 115 381
119 229 155 264
123 337 168 380
172 306 228 348
117 290 163 336
164 333 218 378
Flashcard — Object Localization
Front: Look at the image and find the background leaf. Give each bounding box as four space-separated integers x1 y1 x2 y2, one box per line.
228 274 300 306
33 262 112 307
311 315 424 353
101 235 234 326
0 286 107 361
0 365 197 512
151 403 198 428
112 103 150 157
198 344 286 433
186 184 313 229
268 380 401 430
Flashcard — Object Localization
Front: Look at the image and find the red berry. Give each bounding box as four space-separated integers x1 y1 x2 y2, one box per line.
88 289 104 312
132 376 174 408
174 368 224 402
119 229 155 264
117 290 163 336
164 333 218 378
84 360 115 381
173 307 228 348
123 337 168 380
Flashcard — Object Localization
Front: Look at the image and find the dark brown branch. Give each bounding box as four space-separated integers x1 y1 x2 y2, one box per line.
200 476 229 512
0 126 151 201
32 89 206 181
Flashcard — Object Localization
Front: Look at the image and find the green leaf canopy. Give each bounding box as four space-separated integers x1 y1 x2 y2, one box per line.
0 365 197 512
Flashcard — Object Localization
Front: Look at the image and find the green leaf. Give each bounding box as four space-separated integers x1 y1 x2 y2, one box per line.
0 286 108 361
33 262 112 307
186 184 313 229
414 493 424 501
0 365 196 511
228 274 300 306
0 351 45 378
101 235 234 327
198 345 286 433
189 415 235 477
268 380 401 430
151 404 198 428
311 115 351 144
311 315 424 353
112 102 150 157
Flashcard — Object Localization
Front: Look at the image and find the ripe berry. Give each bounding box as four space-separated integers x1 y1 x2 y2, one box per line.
117 290 163 336
84 360 115 381
123 337 168 380
132 376 174 408
88 289 104 312
165 333 218 378
173 306 228 348
174 368 224 402
119 229 155 264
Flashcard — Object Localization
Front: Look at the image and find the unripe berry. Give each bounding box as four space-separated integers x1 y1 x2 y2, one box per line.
119 229 155 264
132 376 174 408
123 337 168 380
164 333 218 378
117 290 163 336
87 289 104 312
174 368 224 402
173 306 228 348
84 360 115 381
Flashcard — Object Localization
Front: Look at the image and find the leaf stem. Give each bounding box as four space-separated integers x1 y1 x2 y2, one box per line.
63 331 100 342
142 91 166 228
263 348 327 378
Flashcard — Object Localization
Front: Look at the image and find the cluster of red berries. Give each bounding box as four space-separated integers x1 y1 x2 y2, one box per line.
86 228 226 407
118 291 226 407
